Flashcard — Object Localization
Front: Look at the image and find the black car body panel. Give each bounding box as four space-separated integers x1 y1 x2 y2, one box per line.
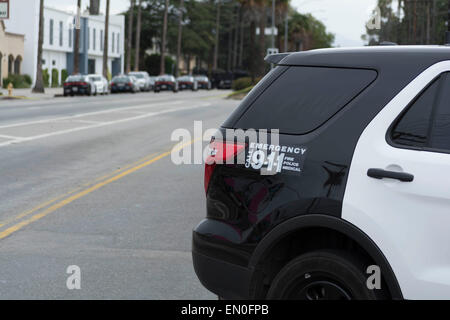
63 75 94 96
110 76 138 93
193 46 450 299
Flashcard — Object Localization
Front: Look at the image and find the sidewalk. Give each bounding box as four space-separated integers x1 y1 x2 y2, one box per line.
0 87 63 100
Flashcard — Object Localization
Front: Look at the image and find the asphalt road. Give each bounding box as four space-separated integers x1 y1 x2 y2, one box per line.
0 90 237 299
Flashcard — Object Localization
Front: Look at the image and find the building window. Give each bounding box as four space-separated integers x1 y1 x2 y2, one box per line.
14 56 22 74
112 32 115 53
117 33 120 53
52 60 56 66
49 19 54 45
93 28 96 50
8 55 14 75
100 30 104 51
59 21 63 46
69 28 72 47
88 27 90 50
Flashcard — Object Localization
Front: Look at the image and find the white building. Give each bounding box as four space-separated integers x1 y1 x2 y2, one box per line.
4 1 124 86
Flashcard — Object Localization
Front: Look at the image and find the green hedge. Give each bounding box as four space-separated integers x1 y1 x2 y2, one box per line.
51 68 59 87
43 69 50 88
2 74 32 89
61 69 68 83
232 77 262 91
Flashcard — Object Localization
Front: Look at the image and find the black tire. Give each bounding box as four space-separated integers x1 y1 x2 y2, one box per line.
266 250 386 300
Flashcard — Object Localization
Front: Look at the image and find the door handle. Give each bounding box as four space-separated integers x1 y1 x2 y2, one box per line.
367 168 414 182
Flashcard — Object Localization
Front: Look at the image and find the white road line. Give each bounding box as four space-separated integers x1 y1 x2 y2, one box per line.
0 100 184 129
72 120 103 124
0 102 211 147
0 134 20 139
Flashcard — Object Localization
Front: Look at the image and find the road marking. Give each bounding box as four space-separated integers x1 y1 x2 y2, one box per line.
0 102 210 147
0 100 184 129
0 134 19 139
0 140 198 240
0 152 160 228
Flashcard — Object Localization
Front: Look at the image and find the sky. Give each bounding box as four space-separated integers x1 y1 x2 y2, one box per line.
45 0 379 47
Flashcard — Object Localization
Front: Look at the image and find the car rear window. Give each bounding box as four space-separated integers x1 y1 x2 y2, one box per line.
113 77 129 83
233 66 377 134
67 76 84 82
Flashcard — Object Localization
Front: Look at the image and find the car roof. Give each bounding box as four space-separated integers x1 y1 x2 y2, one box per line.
279 46 450 73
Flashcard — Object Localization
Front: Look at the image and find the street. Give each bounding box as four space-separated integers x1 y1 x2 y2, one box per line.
0 90 235 299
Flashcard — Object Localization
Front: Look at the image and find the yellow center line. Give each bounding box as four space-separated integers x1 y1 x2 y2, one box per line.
0 152 160 228
0 139 197 240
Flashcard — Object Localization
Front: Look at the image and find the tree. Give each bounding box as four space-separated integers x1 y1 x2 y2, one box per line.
160 0 169 75
103 0 110 78
33 0 45 93
363 0 449 45
90 0 100 15
73 0 82 74
213 1 221 70
135 0 143 71
257 0 267 76
126 0 135 73
176 0 184 77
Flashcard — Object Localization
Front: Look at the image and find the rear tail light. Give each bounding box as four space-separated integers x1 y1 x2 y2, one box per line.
79 82 87 86
128 82 133 86
204 138 245 194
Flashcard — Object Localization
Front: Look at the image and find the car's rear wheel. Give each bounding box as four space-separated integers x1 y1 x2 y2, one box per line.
266 250 386 300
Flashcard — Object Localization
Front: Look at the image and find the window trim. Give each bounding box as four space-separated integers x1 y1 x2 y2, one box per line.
386 72 450 155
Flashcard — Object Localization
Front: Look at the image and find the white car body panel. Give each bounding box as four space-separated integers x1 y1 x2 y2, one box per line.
343 61 450 299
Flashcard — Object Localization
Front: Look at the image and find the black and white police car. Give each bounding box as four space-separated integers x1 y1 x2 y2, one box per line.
193 46 450 300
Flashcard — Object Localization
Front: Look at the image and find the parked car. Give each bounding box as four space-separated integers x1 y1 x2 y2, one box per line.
194 75 211 90
128 71 151 92
88 74 109 95
177 75 198 91
63 75 96 96
110 75 140 93
193 46 450 300
154 75 178 93
211 72 233 89
148 76 156 91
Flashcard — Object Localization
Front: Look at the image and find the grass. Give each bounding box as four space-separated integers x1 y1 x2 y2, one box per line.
227 85 254 100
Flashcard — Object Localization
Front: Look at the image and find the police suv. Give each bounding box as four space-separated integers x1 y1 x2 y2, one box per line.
193 46 450 300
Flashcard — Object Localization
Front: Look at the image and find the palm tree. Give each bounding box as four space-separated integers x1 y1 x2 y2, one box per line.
126 0 135 73
160 0 169 75
176 0 184 77
74 0 81 74
103 0 110 78
33 0 45 93
257 0 267 76
89 0 100 15
134 0 142 71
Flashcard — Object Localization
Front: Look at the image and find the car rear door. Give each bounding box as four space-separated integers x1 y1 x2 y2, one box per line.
343 61 450 299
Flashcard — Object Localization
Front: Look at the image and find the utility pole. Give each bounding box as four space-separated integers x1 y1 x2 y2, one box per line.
213 1 221 71
284 11 288 52
271 0 275 49
126 0 135 74
176 0 184 77
160 0 169 75
74 0 81 74
103 0 110 78
134 0 142 71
